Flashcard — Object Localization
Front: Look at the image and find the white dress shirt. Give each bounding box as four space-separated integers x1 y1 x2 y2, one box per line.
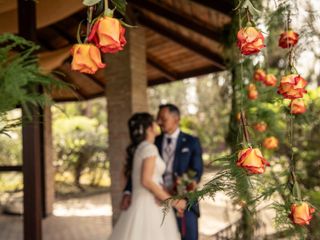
162 128 180 189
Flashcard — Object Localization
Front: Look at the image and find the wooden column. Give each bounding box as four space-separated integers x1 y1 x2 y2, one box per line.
43 106 55 215
106 27 148 224
18 0 43 239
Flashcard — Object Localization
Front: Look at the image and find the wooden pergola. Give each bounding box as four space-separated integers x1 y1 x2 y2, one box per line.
0 0 233 239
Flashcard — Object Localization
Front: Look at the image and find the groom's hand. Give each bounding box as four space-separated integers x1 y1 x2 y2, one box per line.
172 199 187 213
120 194 132 210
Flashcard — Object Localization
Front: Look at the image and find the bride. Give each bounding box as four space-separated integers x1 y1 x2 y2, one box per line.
109 113 185 240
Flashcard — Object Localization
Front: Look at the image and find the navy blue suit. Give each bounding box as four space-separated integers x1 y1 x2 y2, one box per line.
125 131 203 240
156 132 203 240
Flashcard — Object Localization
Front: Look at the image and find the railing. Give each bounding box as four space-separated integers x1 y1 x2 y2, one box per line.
208 210 269 240
0 166 22 172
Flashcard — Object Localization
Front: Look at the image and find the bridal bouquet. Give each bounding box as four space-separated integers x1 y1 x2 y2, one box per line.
174 170 197 237
174 170 197 195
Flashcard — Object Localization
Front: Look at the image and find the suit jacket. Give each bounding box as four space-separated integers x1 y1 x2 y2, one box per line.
124 131 204 216
155 131 203 183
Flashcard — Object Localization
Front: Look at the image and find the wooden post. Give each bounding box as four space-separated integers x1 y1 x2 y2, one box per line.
18 0 43 239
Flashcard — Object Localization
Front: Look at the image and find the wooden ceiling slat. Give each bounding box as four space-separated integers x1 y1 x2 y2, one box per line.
189 0 233 16
129 0 222 43
142 10 222 55
177 65 220 79
89 75 106 89
52 72 86 100
138 15 225 69
148 77 173 86
147 56 177 81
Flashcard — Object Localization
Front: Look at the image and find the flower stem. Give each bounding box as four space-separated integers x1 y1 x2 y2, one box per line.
240 111 250 144
85 6 94 43
105 0 109 10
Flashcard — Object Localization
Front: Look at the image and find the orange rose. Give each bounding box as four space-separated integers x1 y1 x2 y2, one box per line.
254 69 266 82
88 16 126 53
254 122 267 132
263 136 279 150
237 148 270 174
236 112 241 121
237 27 265 55
264 74 277 87
247 84 258 100
278 74 307 99
289 202 315 225
290 99 306 115
279 30 299 49
71 44 106 74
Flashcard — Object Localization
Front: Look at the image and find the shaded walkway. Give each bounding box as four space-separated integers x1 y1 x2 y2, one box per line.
0 172 275 239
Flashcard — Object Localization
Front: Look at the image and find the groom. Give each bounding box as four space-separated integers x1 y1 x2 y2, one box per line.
122 103 203 240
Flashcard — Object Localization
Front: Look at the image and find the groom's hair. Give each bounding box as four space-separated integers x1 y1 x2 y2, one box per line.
159 103 180 118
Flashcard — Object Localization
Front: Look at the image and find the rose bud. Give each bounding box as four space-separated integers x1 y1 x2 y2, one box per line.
254 69 266 82
88 16 126 54
278 74 307 99
279 30 299 49
236 112 241 121
254 122 267 132
71 44 106 74
248 90 258 100
264 74 277 87
289 202 315 225
237 148 270 174
247 84 258 100
263 136 279 150
290 99 306 115
237 27 265 55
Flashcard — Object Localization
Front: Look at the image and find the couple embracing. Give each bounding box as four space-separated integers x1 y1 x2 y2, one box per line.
109 104 203 240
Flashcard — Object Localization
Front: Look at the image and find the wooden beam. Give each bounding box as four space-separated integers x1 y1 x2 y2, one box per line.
128 0 222 43
87 74 105 89
0 165 23 172
189 0 234 16
50 24 77 44
53 70 87 100
18 0 43 239
177 65 221 79
147 56 177 81
61 62 105 91
137 14 225 69
148 77 174 86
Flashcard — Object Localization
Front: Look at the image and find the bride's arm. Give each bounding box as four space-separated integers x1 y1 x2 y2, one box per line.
141 156 186 211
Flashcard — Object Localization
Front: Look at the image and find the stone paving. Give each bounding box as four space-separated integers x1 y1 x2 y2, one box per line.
0 192 234 240
0 172 275 239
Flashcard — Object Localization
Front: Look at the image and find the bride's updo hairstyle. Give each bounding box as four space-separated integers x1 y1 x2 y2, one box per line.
125 113 154 178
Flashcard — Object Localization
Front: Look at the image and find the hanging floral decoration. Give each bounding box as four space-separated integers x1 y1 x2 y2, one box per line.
254 69 266 82
289 202 315 226
71 0 128 74
71 44 106 74
279 30 299 49
290 99 306 115
88 16 126 53
262 136 279 150
278 74 307 99
237 27 265 55
263 74 277 87
247 83 258 100
253 122 267 132
237 147 270 174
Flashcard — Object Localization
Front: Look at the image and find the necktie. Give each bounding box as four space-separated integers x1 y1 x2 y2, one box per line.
165 137 173 159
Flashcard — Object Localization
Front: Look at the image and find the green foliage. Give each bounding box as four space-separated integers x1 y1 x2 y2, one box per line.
111 0 127 16
0 33 64 135
53 100 108 189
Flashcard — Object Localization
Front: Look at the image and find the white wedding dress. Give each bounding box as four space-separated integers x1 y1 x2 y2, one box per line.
109 141 180 240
